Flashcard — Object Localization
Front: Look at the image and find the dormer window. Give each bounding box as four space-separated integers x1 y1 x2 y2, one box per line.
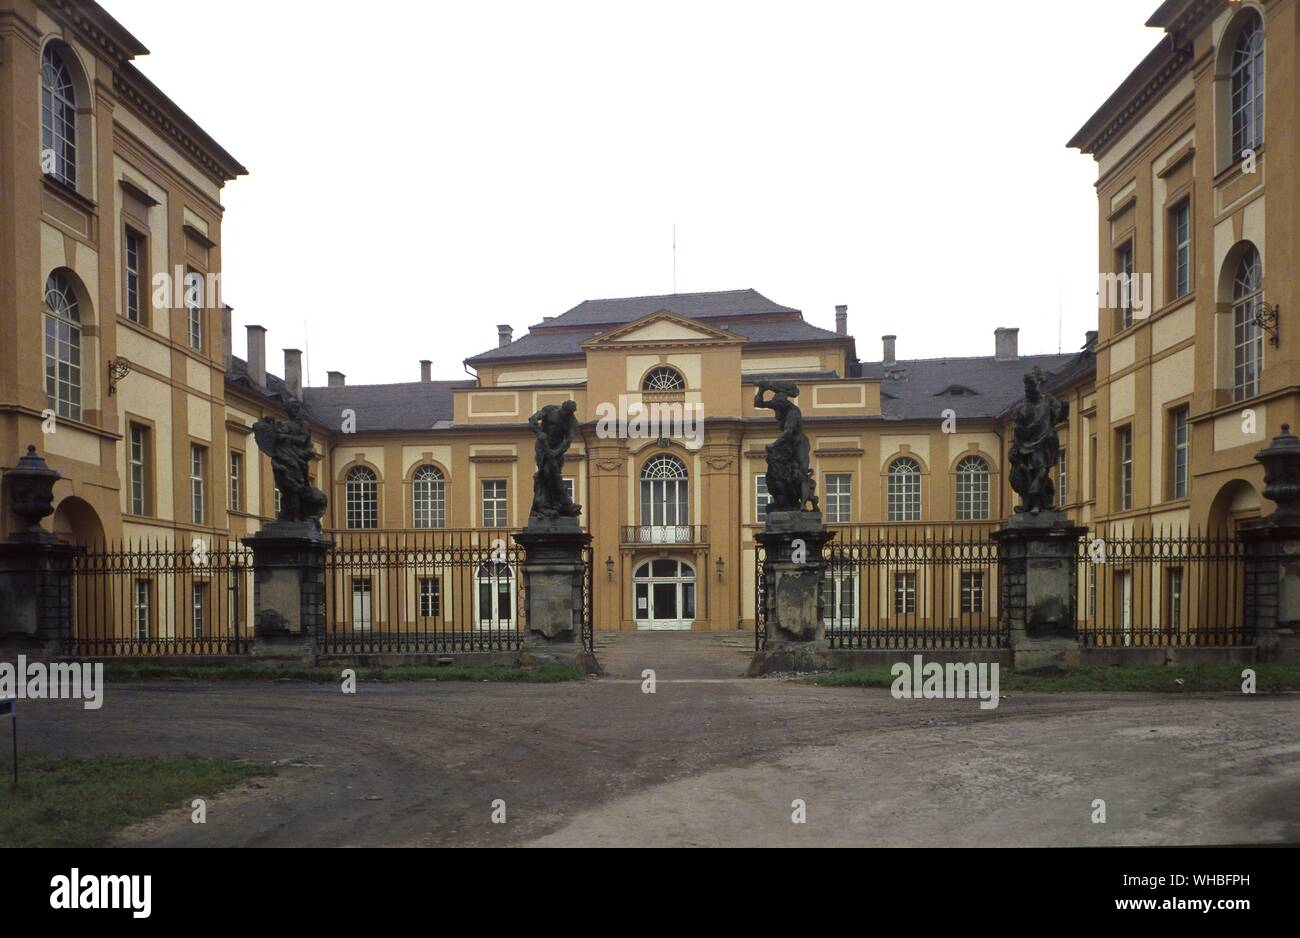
936 385 978 397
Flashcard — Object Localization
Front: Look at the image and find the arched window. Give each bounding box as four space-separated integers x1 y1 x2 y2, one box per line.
1232 245 1264 401
44 272 82 420
41 44 78 187
412 465 445 529
955 456 990 520
1230 10 1265 159
640 455 689 532
476 561 514 631
345 466 378 529
887 457 922 522
643 367 686 392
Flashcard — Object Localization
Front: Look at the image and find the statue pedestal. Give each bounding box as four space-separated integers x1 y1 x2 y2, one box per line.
242 523 332 662
992 512 1086 672
748 511 835 675
514 517 599 674
0 533 78 658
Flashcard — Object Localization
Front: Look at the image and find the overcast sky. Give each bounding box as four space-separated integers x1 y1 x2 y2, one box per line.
102 0 1161 387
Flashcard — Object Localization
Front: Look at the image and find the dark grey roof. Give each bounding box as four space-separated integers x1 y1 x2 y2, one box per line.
548 288 799 327
856 353 1080 421
226 356 293 405
302 380 475 433
467 329 606 363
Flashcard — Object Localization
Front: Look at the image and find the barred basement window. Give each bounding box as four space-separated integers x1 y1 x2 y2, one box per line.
346 467 378 529
955 456 989 520
887 458 921 522
412 465 445 529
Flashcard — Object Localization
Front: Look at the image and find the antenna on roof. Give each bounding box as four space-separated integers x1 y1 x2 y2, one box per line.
672 223 677 295
304 319 311 388
1057 278 1063 355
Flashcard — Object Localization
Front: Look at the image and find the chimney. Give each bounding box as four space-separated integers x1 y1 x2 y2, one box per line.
246 325 266 387
995 327 1019 362
882 335 897 366
420 360 432 383
221 305 233 370
327 371 346 388
1085 330 1099 350
497 324 513 348
835 305 848 336
284 349 303 400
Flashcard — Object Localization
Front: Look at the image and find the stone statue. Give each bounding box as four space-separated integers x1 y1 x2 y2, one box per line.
528 400 581 521
252 399 327 528
755 381 819 514
1008 368 1062 515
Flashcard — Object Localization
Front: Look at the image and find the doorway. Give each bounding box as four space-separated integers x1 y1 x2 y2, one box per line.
633 559 696 631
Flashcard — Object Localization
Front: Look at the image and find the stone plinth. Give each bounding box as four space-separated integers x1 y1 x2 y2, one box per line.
513 517 599 674
748 510 835 675
242 522 332 661
992 512 1086 672
0 536 78 657
1240 425 1300 660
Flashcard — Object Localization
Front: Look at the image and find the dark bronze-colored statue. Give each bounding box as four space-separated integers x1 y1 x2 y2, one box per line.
253 399 327 527
1008 368 1062 515
755 382 819 514
528 400 581 521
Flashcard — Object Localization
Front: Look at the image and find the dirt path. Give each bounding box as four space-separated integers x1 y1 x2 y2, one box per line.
17 633 1300 847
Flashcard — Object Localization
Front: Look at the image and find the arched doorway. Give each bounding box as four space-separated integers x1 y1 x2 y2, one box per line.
633 559 696 631
52 496 104 546
1207 479 1260 535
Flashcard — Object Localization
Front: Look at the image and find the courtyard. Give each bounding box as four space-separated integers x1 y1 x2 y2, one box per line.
12 633 1300 848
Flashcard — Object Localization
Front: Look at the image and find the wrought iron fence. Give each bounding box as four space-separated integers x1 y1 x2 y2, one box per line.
69 539 253 656
1076 527 1248 646
321 530 527 654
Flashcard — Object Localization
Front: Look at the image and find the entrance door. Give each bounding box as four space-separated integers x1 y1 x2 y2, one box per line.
633 559 696 631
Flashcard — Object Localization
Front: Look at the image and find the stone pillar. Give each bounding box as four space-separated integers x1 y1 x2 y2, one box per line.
748 510 835 674
1239 425 1300 659
0 447 77 658
513 518 598 673
992 515 1087 672
242 522 332 661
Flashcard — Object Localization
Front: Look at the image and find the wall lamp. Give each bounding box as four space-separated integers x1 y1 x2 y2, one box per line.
1253 302 1280 347
605 556 615 581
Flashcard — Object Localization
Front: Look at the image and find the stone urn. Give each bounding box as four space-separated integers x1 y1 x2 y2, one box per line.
1255 425 1300 524
4 445 62 541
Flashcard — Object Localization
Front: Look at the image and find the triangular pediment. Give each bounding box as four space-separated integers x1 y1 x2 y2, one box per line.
581 310 748 349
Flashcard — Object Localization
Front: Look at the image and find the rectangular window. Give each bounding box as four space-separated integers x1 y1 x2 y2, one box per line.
1057 449 1068 506
1233 302 1263 402
1089 434 1098 501
418 577 440 620
351 579 372 631
1117 242 1135 330
128 423 148 516
562 479 575 504
1166 568 1184 632
825 474 852 523
125 229 145 323
1117 427 1133 511
1172 407 1189 500
820 571 858 626
1171 201 1191 299
186 269 203 350
755 474 770 523
274 487 282 517
960 572 984 614
893 572 916 616
192 582 207 638
133 579 151 640
190 443 206 525
229 451 243 512
481 480 507 528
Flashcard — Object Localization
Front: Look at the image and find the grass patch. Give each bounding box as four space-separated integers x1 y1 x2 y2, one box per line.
101 662 584 684
0 755 274 848
804 662 1300 693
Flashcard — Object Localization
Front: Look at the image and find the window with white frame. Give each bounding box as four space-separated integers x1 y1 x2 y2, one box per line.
133 579 151 640
1232 246 1264 401
274 487 282 518
476 561 514 629
1230 10 1265 159
129 424 148 516
642 367 686 392
960 571 984 614
185 269 203 351
481 479 507 528
1057 449 1068 506
1172 201 1191 299
418 577 440 620
755 474 770 523
1172 407 1189 500
346 467 378 529
1167 567 1184 631
351 579 372 631
1117 427 1133 511
640 455 689 527
412 465 445 529
190 444 206 525
125 229 145 323
819 565 858 627
1117 242 1135 330
563 478 575 503
893 572 917 615
887 458 922 522
41 44 77 187
955 456 989 520
44 272 82 421
229 451 243 512
824 474 852 523
192 582 207 638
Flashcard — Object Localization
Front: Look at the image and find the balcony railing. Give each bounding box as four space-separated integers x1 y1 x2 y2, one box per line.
621 525 708 546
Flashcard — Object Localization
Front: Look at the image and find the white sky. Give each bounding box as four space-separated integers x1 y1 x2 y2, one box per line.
101 0 1162 387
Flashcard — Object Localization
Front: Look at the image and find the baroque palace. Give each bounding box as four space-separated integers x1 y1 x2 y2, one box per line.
0 0 1294 635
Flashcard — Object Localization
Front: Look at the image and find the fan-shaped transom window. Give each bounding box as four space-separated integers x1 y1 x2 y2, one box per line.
41 44 78 187
643 367 686 392
1230 11 1265 158
345 466 378 529
955 456 990 520
1232 245 1264 401
887 457 922 522
634 560 696 580
640 454 689 529
44 272 82 421
412 464 445 529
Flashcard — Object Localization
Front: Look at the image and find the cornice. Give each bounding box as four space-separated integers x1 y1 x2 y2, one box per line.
42 0 149 64
1074 40 1194 157
112 69 247 184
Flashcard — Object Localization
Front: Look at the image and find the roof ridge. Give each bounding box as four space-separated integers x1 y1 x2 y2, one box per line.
570 287 762 306
866 352 1076 366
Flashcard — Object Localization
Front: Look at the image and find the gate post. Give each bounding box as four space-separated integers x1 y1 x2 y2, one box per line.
747 511 835 675
0 446 77 658
513 518 599 674
242 522 332 662
992 516 1087 673
1239 425 1300 659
